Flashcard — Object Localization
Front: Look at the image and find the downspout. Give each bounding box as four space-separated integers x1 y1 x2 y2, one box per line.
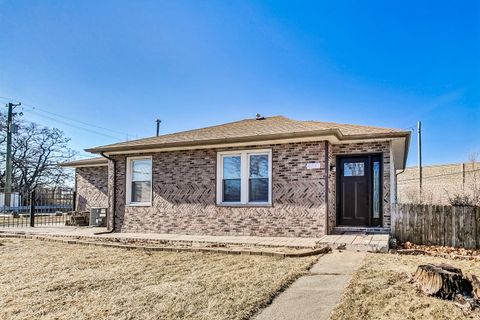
100 152 116 233
394 168 405 204
73 169 78 212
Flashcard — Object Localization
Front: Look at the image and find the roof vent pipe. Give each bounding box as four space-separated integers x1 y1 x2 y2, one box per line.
255 113 265 120
156 119 161 136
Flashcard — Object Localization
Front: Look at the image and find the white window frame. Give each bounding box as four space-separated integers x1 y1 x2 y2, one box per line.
216 149 272 206
126 156 153 206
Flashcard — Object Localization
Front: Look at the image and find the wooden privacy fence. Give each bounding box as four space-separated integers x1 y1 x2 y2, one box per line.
392 204 479 249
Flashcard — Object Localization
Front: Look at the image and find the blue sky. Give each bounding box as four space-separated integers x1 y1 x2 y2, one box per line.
0 0 478 166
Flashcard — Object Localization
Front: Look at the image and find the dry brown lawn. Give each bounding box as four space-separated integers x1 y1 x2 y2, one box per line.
0 237 317 320
331 253 480 320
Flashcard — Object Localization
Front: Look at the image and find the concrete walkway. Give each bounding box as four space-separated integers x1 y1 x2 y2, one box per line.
0 226 320 248
254 250 366 320
0 226 389 251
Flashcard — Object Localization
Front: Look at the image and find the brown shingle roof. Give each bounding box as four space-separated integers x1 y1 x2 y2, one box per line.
86 115 409 153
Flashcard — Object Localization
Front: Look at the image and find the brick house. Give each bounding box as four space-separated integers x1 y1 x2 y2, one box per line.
61 115 410 237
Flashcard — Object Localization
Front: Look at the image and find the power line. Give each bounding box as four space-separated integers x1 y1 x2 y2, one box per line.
23 104 129 136
0 96 135 138
27 109 124 141
2 112 113 158
2 108 123 149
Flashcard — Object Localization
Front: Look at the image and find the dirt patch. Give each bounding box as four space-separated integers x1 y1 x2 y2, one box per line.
0 238 317 320
330 253 480 320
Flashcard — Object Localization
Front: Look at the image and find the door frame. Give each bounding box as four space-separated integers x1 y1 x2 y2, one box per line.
336 153 383 227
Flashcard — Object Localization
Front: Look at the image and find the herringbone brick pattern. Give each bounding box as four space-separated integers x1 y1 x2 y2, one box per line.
111 142 328 237
95 140 393 236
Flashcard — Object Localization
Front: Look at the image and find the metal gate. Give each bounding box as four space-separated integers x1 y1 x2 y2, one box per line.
0 188 75 228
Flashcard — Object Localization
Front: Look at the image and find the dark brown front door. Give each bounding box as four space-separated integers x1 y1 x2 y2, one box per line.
338 156 370 226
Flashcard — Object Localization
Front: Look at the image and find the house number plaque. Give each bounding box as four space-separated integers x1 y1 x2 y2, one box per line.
306 163 321 170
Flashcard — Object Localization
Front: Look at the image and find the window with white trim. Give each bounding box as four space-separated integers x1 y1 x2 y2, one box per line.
126 157 152 205
217 150 272 205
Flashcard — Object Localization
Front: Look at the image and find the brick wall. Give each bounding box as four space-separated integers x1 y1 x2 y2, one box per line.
96 140 396 237
75 166 108 212
109 142 328 237
327 141 392 231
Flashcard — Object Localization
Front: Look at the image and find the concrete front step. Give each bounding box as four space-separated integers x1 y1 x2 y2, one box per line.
333 226 390 234
318 234 389 253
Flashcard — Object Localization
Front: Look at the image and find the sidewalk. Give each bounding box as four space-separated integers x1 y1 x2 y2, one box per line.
0 226 320 248
0 226 389 251
254 250 366 320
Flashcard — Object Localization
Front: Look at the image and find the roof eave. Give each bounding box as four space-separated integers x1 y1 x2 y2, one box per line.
58 160 108 168
85 129 410 154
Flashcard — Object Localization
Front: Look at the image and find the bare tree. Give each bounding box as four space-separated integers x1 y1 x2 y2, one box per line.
0 112 76 192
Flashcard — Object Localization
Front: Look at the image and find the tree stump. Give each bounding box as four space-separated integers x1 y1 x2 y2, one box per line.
472 275 480 300
412 263 473 299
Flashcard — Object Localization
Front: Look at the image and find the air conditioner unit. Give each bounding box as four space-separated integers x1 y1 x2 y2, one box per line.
89 208 107 227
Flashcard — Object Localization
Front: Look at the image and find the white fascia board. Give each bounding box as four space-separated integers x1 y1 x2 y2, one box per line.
103 135 400 156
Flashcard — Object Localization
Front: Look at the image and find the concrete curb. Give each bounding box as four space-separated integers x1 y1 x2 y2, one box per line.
0 230 318 249
0 233 331 258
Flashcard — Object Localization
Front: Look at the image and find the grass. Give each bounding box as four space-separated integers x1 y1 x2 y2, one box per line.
330 253 480 320
0 238 317 320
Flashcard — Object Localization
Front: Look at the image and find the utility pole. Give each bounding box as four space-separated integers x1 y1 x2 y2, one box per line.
417 121 422 201
156 119 161 137
4 102 21 208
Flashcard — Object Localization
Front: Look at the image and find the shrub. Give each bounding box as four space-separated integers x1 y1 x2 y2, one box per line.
448 194 477 207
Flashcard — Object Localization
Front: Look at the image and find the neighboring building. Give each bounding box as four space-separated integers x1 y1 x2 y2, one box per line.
397 162 479 205
61 115 410 237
